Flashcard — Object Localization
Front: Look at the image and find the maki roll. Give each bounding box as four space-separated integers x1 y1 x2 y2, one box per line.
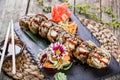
29 18 40 34
75 36 83 46
64 38 77 52
57 32 75 44
74 40 97 63
81 40 97 52
74 44 90 63
47 26 64 43
29 14 48 34
34 14 48 23
87 47 111 69
56 30 66 44
19 15 32 31
39 20 57 38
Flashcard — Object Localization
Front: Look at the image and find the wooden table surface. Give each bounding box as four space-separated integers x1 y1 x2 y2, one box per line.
0 0 120 80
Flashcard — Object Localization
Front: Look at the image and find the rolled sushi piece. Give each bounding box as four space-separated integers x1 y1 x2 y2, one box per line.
19 15 33 31
73 40 97 63
56 30 67 44
39 20 57 38
57 31 75 44
74 44 90 63
47 26 64 43
74 36 84 45
34 14 48 23
29 18 40 34
64 38 77 52
87 47 111 69
29 14 48 34
81 40 97 52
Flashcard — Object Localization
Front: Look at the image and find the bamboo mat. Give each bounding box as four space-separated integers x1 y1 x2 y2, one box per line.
80 18 120 62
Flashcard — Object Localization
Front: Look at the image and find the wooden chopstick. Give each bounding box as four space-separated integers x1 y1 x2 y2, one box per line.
0 22 11 74
11 20 16 74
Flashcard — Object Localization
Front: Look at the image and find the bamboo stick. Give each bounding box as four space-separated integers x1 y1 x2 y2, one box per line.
0 22 11 74
11 20 16 74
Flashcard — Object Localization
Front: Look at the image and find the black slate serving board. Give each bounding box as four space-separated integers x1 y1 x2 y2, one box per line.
14 13 120 80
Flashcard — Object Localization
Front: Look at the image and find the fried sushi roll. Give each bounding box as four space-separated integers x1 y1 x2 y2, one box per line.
87 47 111 69
29 19 40 34
57 31 75 44
29 14 48 34
81 40 97 51
34 14 48 23
75 36 84 45
56 31 66 44
74 44 90 63
74 40 97 63
39 20 57 38
64 38 77 52
19 15 32 31
63 36 83 53
47 26 64 43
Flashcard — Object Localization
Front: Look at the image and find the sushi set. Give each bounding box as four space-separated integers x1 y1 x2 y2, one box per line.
12 12 120 80
19 14 111 69
1 3 119 80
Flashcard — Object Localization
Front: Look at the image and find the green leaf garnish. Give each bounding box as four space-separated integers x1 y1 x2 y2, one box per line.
25 30 50 49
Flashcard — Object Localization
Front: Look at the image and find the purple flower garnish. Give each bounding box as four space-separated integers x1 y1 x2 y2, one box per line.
39 53 48 67
50 42 67 59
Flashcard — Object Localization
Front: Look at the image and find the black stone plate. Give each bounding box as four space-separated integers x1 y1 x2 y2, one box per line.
14 13 120 80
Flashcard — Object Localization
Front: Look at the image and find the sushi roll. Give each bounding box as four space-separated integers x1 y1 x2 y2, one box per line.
74 44 90 63
29 18 40 34
47 26 64 43
19 15 32 31
57 32 75 44
29 14 48 34
73 40 97 63
81 40 97 52
39 20 57 38
56 30 66 44
48 20 58 26
64 38 77 52
75 36 84 45
87 47 111 69
34 14 48 23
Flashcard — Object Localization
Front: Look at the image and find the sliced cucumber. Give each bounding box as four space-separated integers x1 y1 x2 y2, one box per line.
62 62 73 70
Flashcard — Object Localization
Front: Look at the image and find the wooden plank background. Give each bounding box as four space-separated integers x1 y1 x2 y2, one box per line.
0 0 29 79
0 0 120 80
75 0 120 44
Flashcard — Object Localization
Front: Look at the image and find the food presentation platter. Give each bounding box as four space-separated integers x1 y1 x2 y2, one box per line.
14 13 120 80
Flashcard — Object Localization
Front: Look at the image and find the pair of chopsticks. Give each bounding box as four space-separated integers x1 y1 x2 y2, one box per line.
0 20 16 74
